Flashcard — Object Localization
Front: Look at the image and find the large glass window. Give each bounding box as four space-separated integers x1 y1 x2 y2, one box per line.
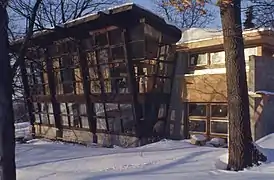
188 103 228 136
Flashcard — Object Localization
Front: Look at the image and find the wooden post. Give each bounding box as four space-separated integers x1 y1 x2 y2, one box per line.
122 29 142 137
163 47 178 137
77 40 97 143
44 47 62 138
19 53 36 138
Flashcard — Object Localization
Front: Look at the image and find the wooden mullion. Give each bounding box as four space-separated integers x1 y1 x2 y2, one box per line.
152 34 163 89
65 103 72 127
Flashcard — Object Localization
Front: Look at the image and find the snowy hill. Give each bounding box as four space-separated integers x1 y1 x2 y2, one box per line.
16 135 274 180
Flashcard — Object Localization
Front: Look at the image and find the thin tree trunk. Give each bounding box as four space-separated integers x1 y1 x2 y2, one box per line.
220 0 253 171
0 2 17 179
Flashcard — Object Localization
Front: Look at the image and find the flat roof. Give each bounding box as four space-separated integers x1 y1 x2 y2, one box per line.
11 3 181 46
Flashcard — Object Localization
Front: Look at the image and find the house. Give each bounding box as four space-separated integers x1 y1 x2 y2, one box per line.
169 28 274 141
10 3 181 147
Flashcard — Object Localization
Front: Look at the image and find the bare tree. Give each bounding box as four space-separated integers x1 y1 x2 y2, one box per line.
158 0 267 171
8 0 125 97
220 0 254 170
153 0 215 28
0 0 16 179
248 0 274 28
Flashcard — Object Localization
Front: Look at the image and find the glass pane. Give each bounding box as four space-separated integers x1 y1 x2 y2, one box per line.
211 104 228 117
189 120 206 133
62 116 69 126
123 117 135 133
49 114 55 125
109 28 122 45
79 104 87 115
81 116 89 129
98 49 109 64
210 121 228 134
86 51 97 65
90 80 101 93
189 53 207 66
35 114 41 123
188 104 206 117
97 118 107 130
47 103 54 114
95 33 108 46
210 51 225 64
108 118 121 133
111 46 124 60
41 113 48 124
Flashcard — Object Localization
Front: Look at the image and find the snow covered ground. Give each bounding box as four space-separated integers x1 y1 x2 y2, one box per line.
16 135 274 180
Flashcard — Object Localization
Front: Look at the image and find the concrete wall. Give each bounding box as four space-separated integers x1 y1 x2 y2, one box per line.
167 52 187 139
34 125 139 147
249 56 274 140
168 54 274 141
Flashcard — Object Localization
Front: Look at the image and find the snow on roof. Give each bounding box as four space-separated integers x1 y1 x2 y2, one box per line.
177 27 274 45
12 3 179 45
177 28 222 44
255 91 274 95
248 90 274 96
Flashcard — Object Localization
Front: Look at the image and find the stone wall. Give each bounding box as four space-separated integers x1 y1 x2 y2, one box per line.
34 124 139 147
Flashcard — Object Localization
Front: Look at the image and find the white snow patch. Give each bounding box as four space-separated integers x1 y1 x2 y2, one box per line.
16 133 274 180
14 122 31 139
209 138 226 147
255 90 274 96
215 133 274 170
191 134 207 141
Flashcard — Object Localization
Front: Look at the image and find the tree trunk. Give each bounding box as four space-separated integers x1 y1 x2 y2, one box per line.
0 2 17 180
220 0 253 171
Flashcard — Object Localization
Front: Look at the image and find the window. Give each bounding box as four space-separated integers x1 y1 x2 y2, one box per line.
109 28 122 45
60 57 74 94
210 51 225 64
210 104 228 135
189 120 206 133
187 103 228 136
210 121 228 134
188 53 208 67
188 104 206 117
211 104 227 118
188 103 207 134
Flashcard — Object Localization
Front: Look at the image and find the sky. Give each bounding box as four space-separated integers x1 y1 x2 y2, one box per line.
131 0 221 28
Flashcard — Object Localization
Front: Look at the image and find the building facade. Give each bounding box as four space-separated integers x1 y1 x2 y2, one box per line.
11 3 181 147
169 28 274 141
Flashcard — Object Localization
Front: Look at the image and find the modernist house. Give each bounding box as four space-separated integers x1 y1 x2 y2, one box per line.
169 28 274 141
11 3 181 147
